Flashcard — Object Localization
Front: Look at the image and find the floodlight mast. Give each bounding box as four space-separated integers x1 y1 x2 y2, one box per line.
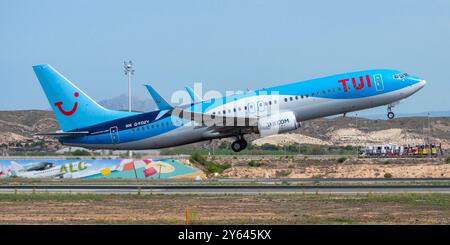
124 61 135 159
124 61 135 113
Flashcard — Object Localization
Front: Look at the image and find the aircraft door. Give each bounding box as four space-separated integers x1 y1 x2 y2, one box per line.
374 74 384 91
110 126 120 144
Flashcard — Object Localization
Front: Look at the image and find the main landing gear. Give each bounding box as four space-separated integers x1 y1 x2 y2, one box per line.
387 105 395 119
231 135 248 152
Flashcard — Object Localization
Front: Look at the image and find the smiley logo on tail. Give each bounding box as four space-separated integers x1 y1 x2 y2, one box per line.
54 92 79 116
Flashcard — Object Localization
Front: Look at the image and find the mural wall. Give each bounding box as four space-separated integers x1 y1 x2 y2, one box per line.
0 158 203 179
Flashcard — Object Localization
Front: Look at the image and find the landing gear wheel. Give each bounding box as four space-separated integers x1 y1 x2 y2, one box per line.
240 139 247 150
231 139 247 152
387 111 395 119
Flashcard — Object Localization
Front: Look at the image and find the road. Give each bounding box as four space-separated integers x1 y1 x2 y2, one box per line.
0 184 449 194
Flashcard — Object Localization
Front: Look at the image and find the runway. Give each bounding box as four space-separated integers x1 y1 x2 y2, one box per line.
0 184 449 194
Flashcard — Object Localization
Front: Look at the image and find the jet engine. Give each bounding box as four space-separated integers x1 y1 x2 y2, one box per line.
257 111 300 137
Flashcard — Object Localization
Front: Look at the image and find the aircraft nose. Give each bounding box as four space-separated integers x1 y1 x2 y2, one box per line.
419 79 426 89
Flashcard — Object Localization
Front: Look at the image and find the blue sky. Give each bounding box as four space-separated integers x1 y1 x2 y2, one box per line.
1 0 449 115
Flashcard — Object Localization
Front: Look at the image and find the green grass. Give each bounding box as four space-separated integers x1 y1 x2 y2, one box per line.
0 193 107 202
335 193 450 207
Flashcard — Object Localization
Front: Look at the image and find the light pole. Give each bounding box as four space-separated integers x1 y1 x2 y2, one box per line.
355 113 358 156
428 112 431 158
124 61 135 159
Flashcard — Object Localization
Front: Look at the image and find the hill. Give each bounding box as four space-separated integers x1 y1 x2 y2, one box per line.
0 110 449 149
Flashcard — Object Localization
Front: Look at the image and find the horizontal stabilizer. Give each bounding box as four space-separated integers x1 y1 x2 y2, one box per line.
35 131 90 137
144 84 173 110
185 86 202 103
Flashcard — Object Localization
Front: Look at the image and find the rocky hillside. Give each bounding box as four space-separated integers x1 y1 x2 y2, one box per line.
1 110 449 149
0 110 58 141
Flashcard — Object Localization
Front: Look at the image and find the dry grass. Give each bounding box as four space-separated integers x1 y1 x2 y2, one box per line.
0 193 448 224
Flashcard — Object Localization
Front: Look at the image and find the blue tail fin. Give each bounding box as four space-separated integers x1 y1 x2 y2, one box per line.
33 64 137 131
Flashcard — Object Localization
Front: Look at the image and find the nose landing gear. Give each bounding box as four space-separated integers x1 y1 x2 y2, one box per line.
387 105 395 119
231 135 248 152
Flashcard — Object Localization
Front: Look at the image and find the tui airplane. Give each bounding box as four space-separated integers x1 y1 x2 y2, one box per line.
33 64 426 152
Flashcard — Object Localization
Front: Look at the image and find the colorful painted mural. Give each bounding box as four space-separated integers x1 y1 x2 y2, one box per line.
0 159 204 179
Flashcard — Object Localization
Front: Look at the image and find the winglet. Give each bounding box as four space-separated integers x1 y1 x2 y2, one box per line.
144 84 173 110
185 86 202 103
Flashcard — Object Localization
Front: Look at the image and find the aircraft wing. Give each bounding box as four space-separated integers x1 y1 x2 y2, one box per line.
10 161 24 172
170 108 259 128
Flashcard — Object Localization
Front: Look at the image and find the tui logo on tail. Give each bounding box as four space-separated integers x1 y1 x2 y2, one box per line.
54 92 79 116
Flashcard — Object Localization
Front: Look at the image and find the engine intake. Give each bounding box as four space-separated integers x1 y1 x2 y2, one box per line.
257 111 300 137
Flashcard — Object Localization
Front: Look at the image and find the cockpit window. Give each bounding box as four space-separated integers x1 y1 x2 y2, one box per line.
393 73 409 79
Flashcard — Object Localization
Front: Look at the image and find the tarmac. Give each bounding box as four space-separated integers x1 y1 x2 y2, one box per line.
0 183 449 194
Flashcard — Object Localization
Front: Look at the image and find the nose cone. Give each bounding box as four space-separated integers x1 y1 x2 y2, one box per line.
410 78 426 93
419 79 427 89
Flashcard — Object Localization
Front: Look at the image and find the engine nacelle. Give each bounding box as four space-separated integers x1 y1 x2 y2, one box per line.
257 111 300 137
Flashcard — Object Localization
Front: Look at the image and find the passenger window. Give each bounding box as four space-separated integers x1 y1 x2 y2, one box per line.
284 98 288 102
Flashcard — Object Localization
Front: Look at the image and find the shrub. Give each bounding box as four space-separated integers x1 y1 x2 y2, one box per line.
275 170 292 177
189 153 230 174
384 173 393 178
337 157 347 163
71 149 91 156
189 153 206 165
260 143 279 151
446 157 450 164
205 162 231 174
248 160 262 167
383 160 391 165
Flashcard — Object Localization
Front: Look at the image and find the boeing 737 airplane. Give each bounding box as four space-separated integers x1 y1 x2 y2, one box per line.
33 64 426 152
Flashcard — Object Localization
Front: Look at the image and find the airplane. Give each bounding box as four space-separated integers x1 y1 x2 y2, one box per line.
10 162 63 178
9 161 92 179
10 161 54 172
33 64 426 152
